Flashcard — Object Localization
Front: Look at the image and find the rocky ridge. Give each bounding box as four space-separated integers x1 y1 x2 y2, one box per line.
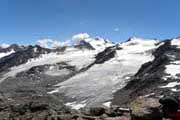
0 37 180 119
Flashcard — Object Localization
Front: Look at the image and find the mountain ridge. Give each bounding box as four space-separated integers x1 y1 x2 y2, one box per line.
0 37 180 110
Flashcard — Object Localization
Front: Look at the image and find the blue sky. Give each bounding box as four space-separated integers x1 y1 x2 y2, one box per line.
0 0 180 44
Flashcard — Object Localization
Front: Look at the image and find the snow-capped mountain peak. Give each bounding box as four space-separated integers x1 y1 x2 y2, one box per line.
2 36 180 109
120 37 159 54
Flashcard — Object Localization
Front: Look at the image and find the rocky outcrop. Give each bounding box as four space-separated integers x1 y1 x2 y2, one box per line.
95 46 116 64
0 94 132 120
0 94 71 120
0 44 25 53
0 45 51 72
75 40 95 50
130 97 162 120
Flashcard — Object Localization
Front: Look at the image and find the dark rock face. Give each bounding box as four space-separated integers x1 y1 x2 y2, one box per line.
0 45 51 72
82 106 107 116
0 94 132 120
95 46 116 64
0 62 77 97
0 44 25 53
75 40 95 50
0 94 71 120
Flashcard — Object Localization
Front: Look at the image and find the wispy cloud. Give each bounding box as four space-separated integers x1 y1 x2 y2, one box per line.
37 39 66 48
114 27 120 32
37 33 91 48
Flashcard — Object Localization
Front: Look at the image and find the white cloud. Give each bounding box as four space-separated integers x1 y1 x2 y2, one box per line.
72 33 90 42
0 43 10 48
114 27 120 32
61 39 72 46
37 38 71 48
51 40 62 48
37 39 53 48
37 33 90 49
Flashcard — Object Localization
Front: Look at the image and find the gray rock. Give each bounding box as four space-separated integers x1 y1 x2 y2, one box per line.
130 97 162 120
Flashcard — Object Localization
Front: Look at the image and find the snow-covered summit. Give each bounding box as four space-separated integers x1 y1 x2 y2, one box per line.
119 37 159 54
2 35 180 110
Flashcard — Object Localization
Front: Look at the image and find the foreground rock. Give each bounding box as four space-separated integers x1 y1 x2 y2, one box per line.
130 97 162 120
0 94 166 120
0 95 131 120
0 94 72 120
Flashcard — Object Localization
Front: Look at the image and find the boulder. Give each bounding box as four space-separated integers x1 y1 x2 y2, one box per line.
130 97 162 120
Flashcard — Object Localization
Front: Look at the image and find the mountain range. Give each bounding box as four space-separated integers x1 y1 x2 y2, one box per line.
0 36 180 110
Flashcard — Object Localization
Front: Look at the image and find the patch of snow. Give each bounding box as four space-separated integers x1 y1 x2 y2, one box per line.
125 76 130 79
48 89 59 94
0 49 15 59
171 88 180 92
33 47 37 53
65 101 87 110
162 76 171 81
159 82 180 88
119 108 131 112
103 101 111 107
165 61 180 78
143 93 155 98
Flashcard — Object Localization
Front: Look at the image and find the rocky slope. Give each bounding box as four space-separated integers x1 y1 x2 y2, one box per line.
0 36 180 112
113 38 180 106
